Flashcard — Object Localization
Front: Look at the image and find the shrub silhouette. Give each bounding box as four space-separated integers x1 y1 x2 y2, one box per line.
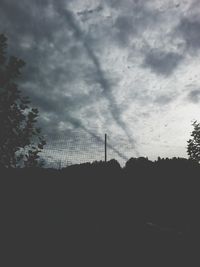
187 120 200 163
0 34 46 168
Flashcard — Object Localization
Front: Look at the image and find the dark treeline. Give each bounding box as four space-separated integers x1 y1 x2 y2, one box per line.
1 157 200 266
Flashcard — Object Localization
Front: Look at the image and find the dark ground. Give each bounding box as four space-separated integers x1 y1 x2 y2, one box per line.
1 158 200 266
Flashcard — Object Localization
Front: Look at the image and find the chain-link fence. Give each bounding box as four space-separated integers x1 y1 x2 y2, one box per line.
39 130 137 168
38 127 187 169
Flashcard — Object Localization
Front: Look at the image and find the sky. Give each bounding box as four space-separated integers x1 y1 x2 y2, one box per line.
1 0 200 166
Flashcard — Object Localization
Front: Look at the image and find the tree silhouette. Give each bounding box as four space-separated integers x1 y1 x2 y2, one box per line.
0 34 46 168
187 121 200 163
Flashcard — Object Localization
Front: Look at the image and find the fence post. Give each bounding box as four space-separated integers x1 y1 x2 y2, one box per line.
105 134 107 162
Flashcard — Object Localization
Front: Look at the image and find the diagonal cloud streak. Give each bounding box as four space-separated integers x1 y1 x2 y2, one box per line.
67 115 128 161
53 2 139 156
84 129 129 161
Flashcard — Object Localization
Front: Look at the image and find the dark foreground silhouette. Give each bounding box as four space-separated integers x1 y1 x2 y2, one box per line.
1 157 200 266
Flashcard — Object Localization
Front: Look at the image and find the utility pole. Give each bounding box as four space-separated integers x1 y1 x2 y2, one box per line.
105 133 107 162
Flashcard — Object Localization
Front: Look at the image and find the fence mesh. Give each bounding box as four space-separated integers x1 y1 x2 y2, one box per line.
38 128 186 169
40 130 137 168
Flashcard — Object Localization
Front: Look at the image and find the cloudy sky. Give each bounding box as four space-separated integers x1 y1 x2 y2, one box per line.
1 0 200 166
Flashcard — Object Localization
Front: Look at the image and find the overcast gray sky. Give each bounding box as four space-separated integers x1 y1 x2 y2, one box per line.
1 0 200 166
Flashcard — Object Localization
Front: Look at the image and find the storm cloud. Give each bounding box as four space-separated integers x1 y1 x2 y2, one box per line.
143 50 183 76
177 17 200 52
1 0 200 165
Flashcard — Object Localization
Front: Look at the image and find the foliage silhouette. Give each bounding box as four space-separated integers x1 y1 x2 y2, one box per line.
0 34 46 168
187 120 200 163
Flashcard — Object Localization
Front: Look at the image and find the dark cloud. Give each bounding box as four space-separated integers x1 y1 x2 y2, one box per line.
187 89 200 103
143 50 183 76
0 0 60 45
114 15 138 46
178 18 200 51
107 0 161 47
